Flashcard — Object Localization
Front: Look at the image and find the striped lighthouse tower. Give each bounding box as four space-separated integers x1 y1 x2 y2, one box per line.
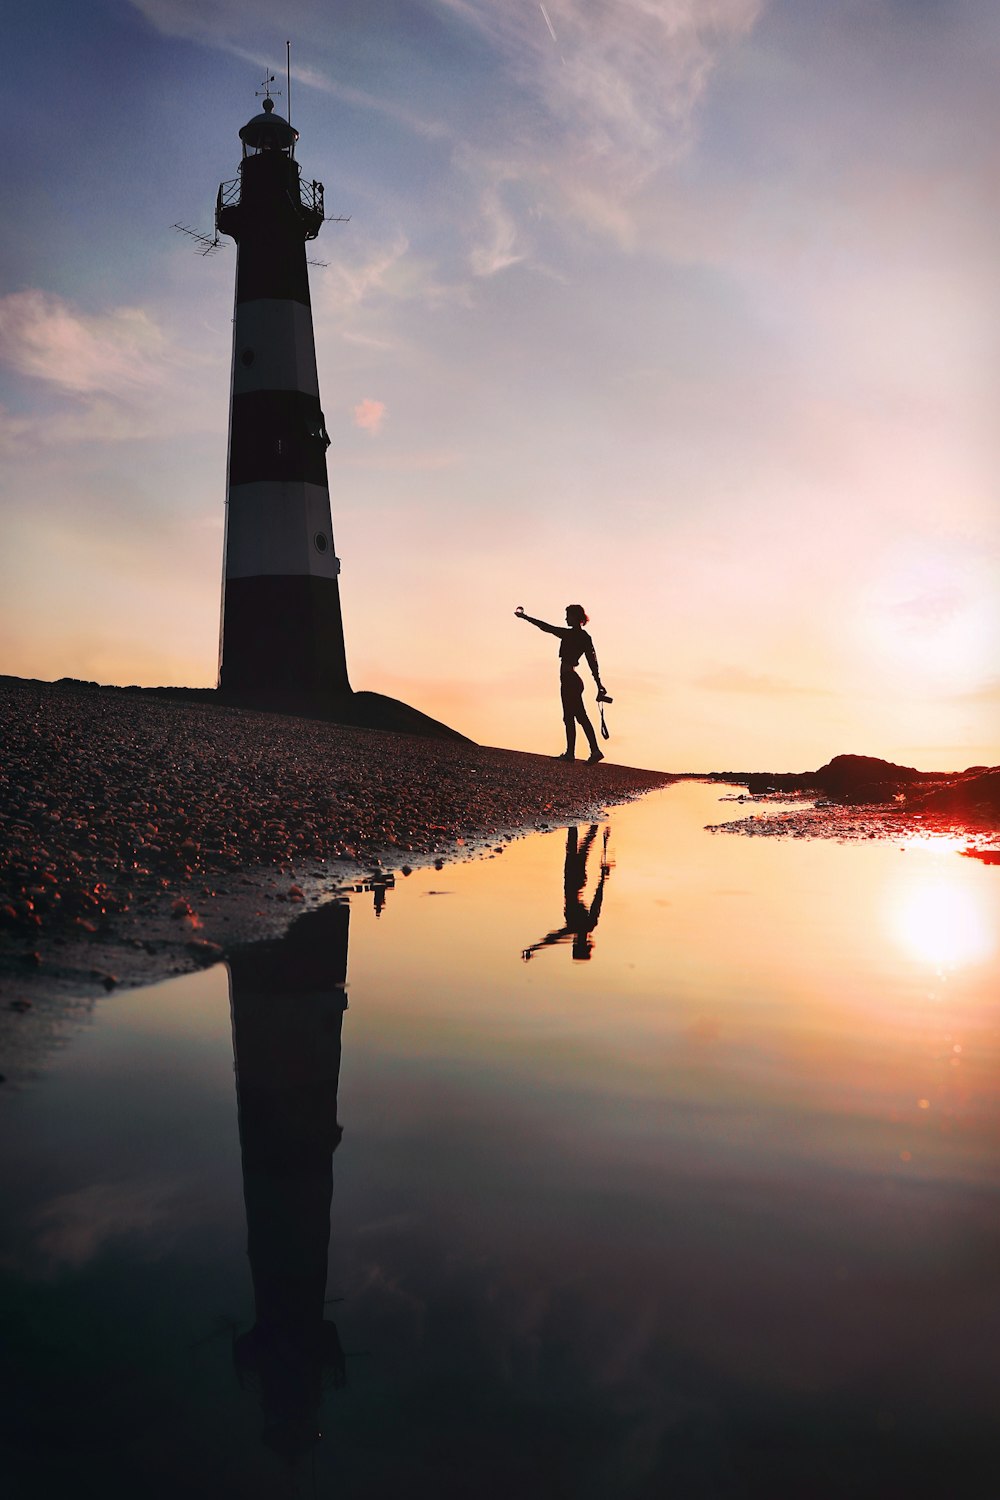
216 92 350 711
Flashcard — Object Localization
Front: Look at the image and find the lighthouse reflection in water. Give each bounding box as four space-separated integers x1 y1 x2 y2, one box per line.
228 901 350 1461
2 784 998 1497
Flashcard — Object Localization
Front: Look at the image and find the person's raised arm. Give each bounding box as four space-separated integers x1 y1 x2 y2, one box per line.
514 607 563 637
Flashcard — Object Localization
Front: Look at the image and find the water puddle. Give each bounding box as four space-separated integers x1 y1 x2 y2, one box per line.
2 782 998 1498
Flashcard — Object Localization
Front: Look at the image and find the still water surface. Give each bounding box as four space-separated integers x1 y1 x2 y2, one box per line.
2 782 998 1498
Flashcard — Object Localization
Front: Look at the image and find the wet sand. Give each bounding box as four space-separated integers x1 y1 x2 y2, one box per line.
1 676 673 1007
4 678 995 1029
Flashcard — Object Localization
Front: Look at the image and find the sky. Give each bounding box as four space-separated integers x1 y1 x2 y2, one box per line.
1 0 997 772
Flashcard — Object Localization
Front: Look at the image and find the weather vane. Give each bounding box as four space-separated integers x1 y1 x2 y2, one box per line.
255 71 281 103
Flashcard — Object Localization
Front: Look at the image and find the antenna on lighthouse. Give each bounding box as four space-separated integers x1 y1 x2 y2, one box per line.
286 40 293 155
172 222 221 255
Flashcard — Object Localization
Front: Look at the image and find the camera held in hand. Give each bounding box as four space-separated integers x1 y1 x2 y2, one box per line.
596 688 613 704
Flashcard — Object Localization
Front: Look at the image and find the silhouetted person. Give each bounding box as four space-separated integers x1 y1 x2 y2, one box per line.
522 824 611 962
227 901 350 1468
515 603 607 762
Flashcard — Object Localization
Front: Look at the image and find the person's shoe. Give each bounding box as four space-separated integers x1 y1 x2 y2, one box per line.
554 751 575 761
587 749 605 764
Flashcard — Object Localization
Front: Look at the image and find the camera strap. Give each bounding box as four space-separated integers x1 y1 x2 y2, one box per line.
599 702 610 740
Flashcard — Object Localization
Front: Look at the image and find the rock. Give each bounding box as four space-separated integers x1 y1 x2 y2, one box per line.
813 754 938 802
914 768 1000 819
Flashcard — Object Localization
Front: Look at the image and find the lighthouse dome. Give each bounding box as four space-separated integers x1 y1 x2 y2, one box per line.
239 97 298 153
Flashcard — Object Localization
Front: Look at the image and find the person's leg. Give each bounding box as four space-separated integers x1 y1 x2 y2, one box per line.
560 677 578 758
562 707 577 758
576 702 601 758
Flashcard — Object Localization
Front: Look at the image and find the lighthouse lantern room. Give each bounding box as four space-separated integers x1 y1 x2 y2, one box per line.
216 92 350 710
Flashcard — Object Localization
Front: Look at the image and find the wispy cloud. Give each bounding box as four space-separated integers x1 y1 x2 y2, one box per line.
320 235 413 312
352 397 386 435
317 235 471 319
952 678 1000 704
130 0 764 259
695 665 833 697
468 182 526 277
336 446 460 474
0 290 222 452
439 0 763 169
286 59 450 141
26 1180 179 1274
891 585 965 630
128 0 449 139
429 0 766 267
0 290 168 396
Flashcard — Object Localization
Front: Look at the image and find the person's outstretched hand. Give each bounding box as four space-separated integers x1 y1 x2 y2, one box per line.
514 606 526 618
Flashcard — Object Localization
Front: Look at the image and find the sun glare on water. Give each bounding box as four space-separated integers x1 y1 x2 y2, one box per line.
889 866 996 970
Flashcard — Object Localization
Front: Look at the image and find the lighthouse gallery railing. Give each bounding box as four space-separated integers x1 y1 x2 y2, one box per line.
216 176 326 241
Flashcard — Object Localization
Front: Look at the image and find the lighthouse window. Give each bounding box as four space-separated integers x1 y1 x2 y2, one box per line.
240 348 255 367
314 532 328 554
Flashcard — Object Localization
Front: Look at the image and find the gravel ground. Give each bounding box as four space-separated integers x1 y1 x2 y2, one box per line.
0 676 673 1021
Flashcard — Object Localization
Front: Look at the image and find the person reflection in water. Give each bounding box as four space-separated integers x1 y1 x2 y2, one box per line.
228 900 350 1469
515 604 607 762
522 824 611 962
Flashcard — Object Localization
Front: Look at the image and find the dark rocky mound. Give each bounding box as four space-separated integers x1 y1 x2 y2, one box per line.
51 677 468 742
727 753 958 803
910 767 1000 820
328 690 470 741
812 754 943 802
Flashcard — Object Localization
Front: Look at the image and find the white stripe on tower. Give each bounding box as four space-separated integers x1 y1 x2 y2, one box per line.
233 301 320 400
223 482 340 579
216 97 350 709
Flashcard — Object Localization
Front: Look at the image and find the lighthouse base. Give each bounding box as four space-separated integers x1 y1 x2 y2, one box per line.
220 574 351 712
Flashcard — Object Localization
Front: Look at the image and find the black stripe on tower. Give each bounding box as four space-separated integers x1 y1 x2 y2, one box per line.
222 577 350 707
235 233 312 307
221 151 313 306
229 391 329 488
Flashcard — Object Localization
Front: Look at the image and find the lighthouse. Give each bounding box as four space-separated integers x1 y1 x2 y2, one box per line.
216 92 350 712
229 900 350 1460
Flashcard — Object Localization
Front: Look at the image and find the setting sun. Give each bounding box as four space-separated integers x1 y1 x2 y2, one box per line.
889 866 996 970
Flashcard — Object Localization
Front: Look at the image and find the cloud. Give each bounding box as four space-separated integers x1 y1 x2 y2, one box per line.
468 182 526 278
27 1180 179 1274
695 666 833 697
128 0 449 138
0 290 223 452
337 446 459 474
353 397 386 435
286 59 449 141
315 237 472 354
0 290 168 396
130 0 763 259
328 235 411 308
419 0 766 275
442 0 762 168
891 586 965 631
953 678 1000 704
